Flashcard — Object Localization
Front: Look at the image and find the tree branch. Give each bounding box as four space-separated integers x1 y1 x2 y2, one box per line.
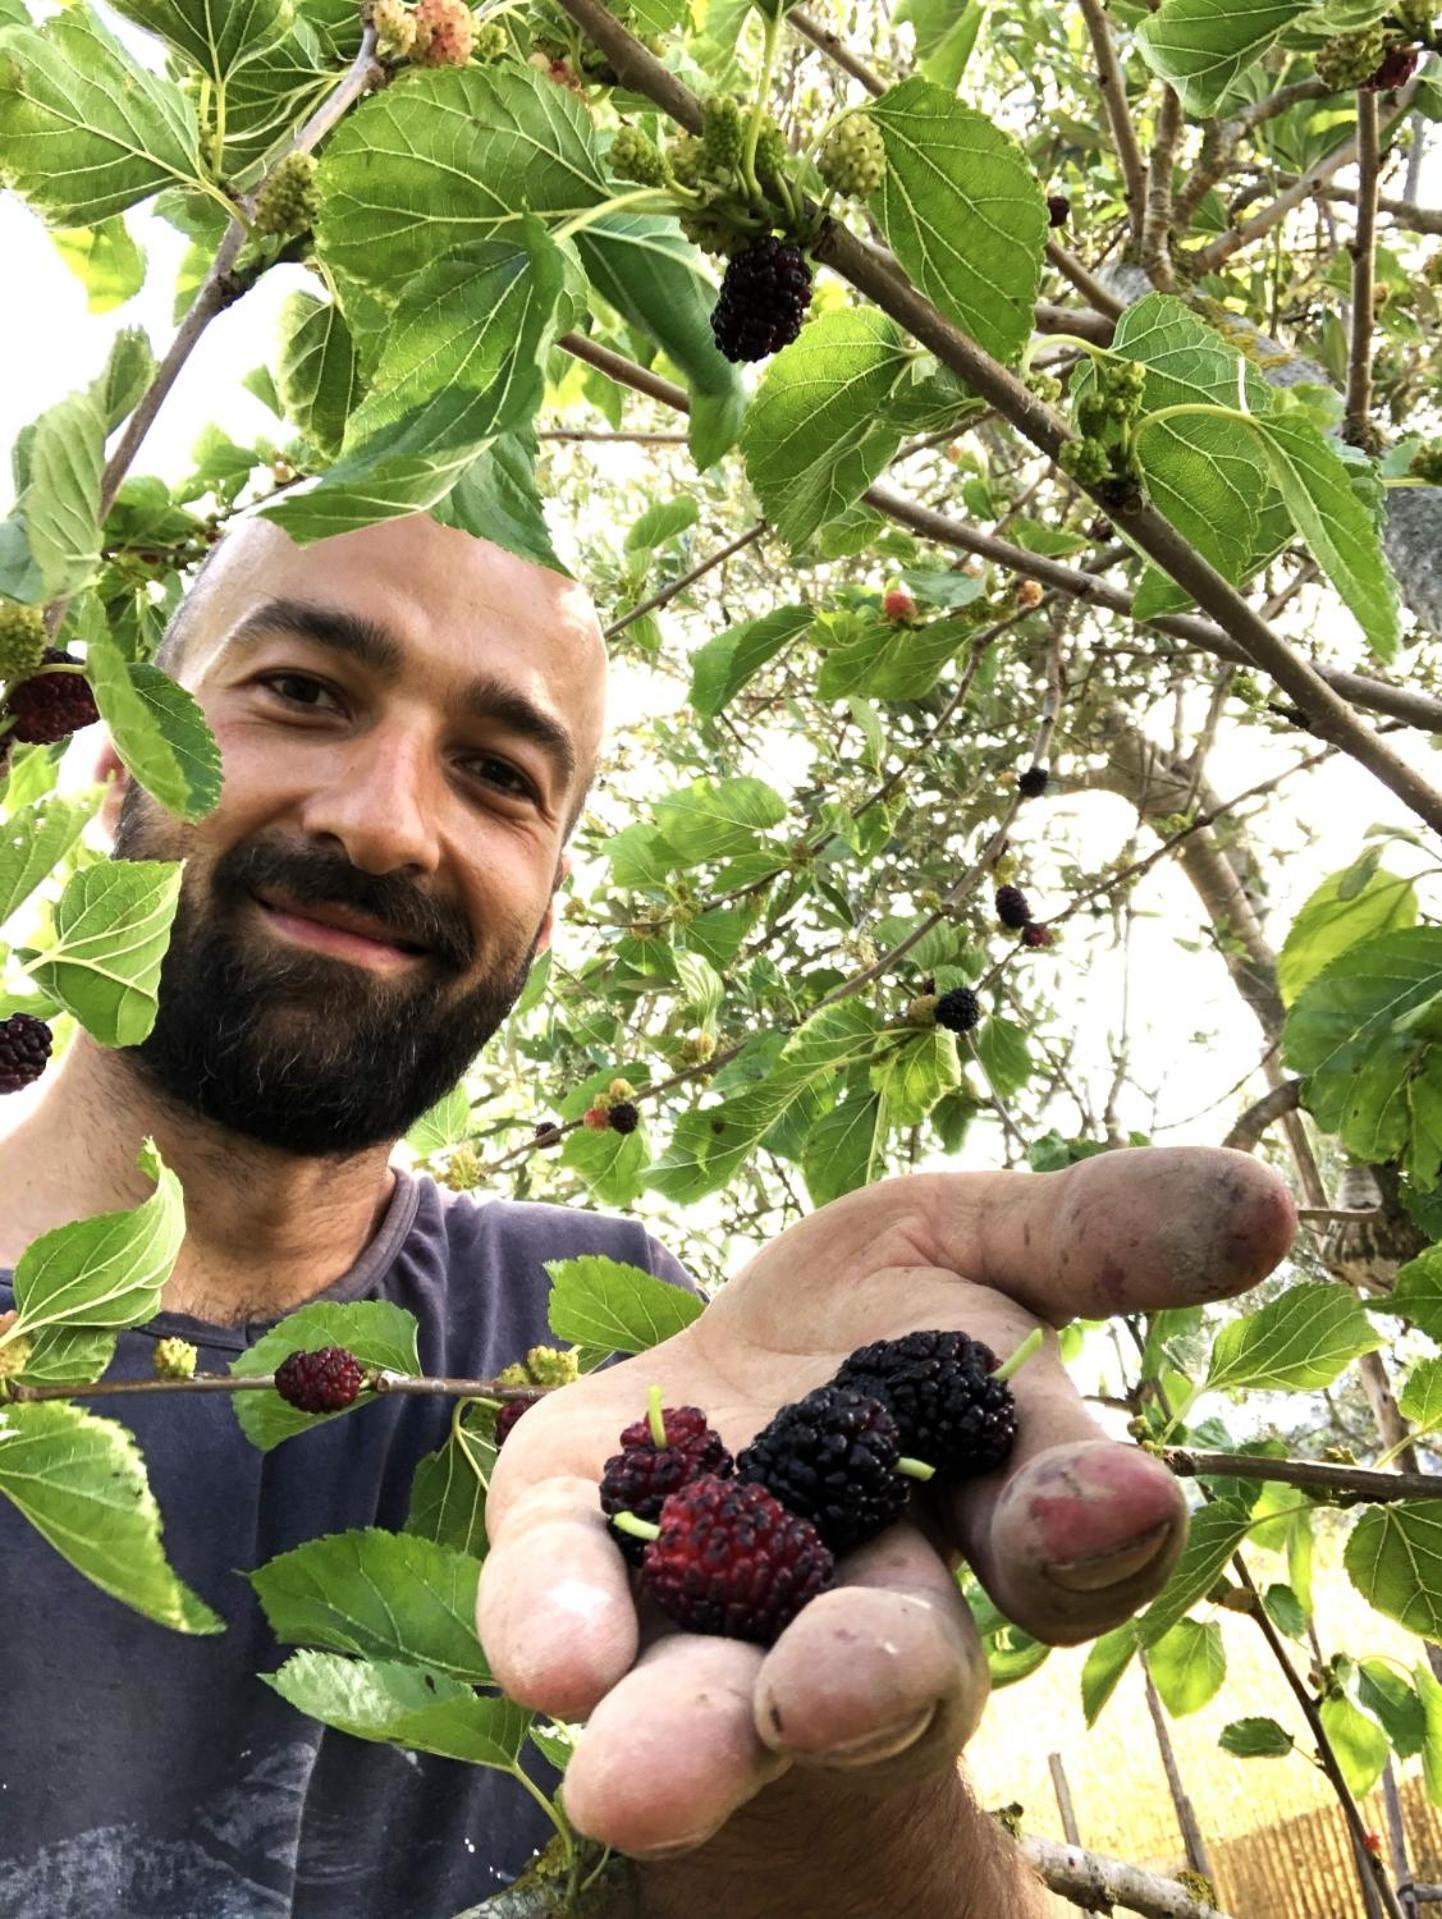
787 7 885 97
1188 79 1418 275
1164 1447 1442 1504
1019 1838 1233 1918
1222 1077 1302 1150
1045 239 1127 318
1173 78 1333 230
1319 185 1442 235
1077 0 1148 244
1142 85 1184 285
1345 90 1381 446
605 521 767 638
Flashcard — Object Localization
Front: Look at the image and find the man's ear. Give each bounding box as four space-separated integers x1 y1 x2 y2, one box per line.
94 741 129 841
534 852 574 959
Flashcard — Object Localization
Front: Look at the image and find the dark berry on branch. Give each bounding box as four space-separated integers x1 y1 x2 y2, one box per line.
4 650 99 744
934 986 980 1034
995 884 1033 930
710 237 812 364
601 1405 733 1564
1017 766 1049 798
608 1100 641 1134
274 1346 366 1413
1047 194 1070 229
0 1013 52 1094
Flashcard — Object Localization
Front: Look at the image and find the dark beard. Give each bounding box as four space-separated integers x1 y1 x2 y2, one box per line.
113 787 541 1155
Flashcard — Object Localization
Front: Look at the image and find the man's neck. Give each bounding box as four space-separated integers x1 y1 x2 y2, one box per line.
0 1037 399 1325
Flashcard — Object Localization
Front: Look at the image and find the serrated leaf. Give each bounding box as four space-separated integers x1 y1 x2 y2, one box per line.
1359 1659 1425 1758
51 216 146 313
0 9 204 224
313 66 606 300
1419 1662 1442 1806
19 381 107 599
86 638 222 821
817 609 976 702
11 1140 183 1335
230 1300 421 1452
974 1014 1030 1099
801 1088 883 1206
0 793 97 929
1320 1693 1389 1797
1283 927 1442 1180
1279 865 1418 1006
690 605 812 717
1254 412 1400 660
560 1119 649 1208
1136 0 1310 114
655 775 787 863
0 1401 221 1632
109 0 290 84
405 1084 471 1155
1135 1501 1254 1649
869 78 1046 366
1206 1281 1381 1393
1388 1246 1442 1342
1081 1622 1137 1725
26 857 182 1047
405 1427 491 1559
742 308 915 548
1347 1503 1442 1641
545 1253 703 1355
275 291 360 463
251 1528 489 1683
431 431 568 576
14 1323 117 1385
1148 1619 1226 1717
869 1026 961 1128
1400 1357 1442 1432
264 1651 530 1765
1220 1715 1295 1757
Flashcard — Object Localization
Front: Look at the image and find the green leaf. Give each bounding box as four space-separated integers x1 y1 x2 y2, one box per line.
51 216 146 312
1400 1357 1442 1433
1147 1619 1226 1717
1346 1503 1442 1642
11 1139 183 1336
264 1651 531 1765
431 431 568 576
19 381 107 599
1359 1659 1425 1759
1283 928 1442 1180
690 604 813 717
0 1400 221 1632
85 637 222 821
97 327 156 433
405 1084 472 1155
314 66 606 300
1254 412 1400 660
869 1027 961 1129
801 1088 883 1206
405 1425 492 1558
0 792 97 928
817 609 976 702
869 77 1046 365
896 0 986 89
1081 1622 1138 1725
574 215 744 470
546 1253 703 1355
626 496 699 554
1205 1281 1381 1394
1136 1500 1255 1649
1136 0 1310 115
14 1323 117 1385
0 8 204 224
560 1120 649 1207
742 308 915 549
275 291 360 463
108 0 290 84
1279 865 1418 1006
1419 1662 1442 1807
975 1014 1030 1099
1261 1583 1307 1640
251 1528 489 1683
26 858 182 1047
1320 1693 1388 1798
1219 1715 1295 1758
230 1300 421 1452
655 775 787 863
1388 1246 1442 1342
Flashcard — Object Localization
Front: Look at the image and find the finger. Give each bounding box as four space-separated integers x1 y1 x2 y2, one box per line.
476 1475 638 1720
560 1632 786 1858
939 1334 1187 1643
911 1144 1296 1322
754 1520 988 1779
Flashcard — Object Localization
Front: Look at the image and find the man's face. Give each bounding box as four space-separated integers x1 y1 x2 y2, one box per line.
112 515 606 1156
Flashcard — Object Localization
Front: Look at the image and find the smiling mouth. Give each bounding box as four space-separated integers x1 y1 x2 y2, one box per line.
251 892 429 968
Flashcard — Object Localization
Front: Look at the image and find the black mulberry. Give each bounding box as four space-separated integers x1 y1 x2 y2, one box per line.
995 884 1033 929
4 650 99 744
0 1013 52 1094
934 986 980 1034
710 237 812 364
834 1330 1017 1479
737 1385 911 1555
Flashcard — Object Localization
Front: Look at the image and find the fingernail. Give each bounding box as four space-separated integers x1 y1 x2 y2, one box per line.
818 1705 936 1768
1045 1520 1173 1593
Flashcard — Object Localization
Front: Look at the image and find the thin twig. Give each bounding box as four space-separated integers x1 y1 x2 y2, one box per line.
787 7 885 96
1045 239 1127 318
3 1368 542 1405
1346 90 1382 445
1021 1836 1233 1918
538 429 691 444
605 521 766 638
1164 1448 1442 1505
1318 185 1442 235
1190 79 1418 274
1142 86 1184 286
1173 79 1332 229
1076 0 1148 243
558 331 690 410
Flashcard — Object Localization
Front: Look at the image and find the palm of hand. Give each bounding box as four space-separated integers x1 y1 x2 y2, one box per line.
479 1148 1295 1859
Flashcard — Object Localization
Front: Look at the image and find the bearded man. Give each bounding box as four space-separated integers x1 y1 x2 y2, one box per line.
0 512 1295 1917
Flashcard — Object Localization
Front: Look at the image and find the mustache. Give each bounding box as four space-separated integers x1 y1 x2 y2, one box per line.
210 838 476 973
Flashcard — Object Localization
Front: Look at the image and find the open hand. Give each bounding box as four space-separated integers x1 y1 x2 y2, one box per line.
477 1146 1295 1861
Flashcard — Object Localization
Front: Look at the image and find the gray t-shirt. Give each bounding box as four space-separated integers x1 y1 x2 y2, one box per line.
0 1171 695 1918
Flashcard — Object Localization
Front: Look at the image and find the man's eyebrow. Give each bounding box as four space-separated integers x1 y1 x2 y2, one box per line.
223 598 578 787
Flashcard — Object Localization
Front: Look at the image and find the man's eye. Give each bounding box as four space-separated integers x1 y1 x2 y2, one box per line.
259 673 336 709
467 756 534 800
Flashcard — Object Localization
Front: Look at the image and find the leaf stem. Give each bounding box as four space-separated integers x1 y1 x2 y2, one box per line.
552 187 676 241
741 7 783 209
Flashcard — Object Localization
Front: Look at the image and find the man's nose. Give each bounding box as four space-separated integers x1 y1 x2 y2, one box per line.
296 725 443 876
